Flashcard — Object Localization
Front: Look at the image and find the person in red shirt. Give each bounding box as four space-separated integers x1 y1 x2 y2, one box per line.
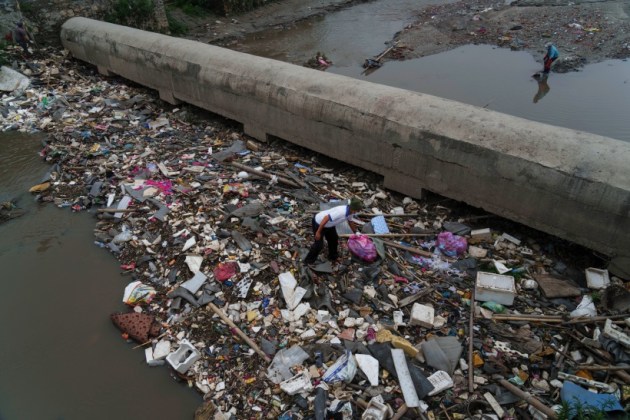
13 22 31 55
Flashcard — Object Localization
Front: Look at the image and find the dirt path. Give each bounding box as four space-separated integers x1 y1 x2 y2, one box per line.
179 0 630 72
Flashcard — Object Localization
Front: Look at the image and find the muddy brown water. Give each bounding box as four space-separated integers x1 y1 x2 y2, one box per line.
0 133 201 419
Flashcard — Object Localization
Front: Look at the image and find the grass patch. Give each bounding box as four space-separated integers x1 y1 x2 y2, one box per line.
0 41 9 67
105 0 156 28
166 11 188 35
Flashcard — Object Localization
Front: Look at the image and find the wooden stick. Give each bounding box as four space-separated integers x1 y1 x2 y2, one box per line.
498 379 557 419
492 313 630 324
340 233 434 238
207 302 271 362
391 404 408 420
382 239 433 258
97 208 147 213
132 331 168 349
576 365 630 371
468 293 475 393
229 162 300 188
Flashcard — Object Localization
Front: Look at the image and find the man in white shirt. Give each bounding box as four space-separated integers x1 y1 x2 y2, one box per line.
304 198 364 265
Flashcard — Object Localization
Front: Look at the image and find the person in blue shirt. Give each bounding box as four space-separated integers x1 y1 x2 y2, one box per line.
304 198 363 265
543 42 559 74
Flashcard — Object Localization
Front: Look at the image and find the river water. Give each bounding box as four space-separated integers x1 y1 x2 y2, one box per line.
234 0 630 142
0 133 201 419
1 0 628 418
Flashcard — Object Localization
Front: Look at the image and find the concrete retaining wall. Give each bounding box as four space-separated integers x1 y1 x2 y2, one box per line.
60 17 630 274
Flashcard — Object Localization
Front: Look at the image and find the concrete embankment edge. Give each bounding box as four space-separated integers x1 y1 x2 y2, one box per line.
60 17 630 276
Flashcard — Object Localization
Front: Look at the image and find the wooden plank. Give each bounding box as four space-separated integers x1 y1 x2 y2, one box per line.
533 274 581 298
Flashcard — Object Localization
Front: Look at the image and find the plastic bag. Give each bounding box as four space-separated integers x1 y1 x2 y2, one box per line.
570 295 597 318
322 350 357 384
123 281 156 305
213 262 238 282
436 232 467 257
347 234 378 262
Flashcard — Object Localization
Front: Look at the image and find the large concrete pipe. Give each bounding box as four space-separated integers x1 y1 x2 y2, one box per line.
60 17 630 275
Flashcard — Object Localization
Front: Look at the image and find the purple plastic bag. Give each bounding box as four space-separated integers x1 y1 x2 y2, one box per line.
436 231 467 257
347 234 378 262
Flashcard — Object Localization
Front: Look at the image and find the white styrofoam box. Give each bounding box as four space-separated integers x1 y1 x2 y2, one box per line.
475 272 516 306
585 267 610 289
166 339 201 374
409 303 435 328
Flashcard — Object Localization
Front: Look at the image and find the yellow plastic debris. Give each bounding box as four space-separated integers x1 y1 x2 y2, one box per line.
391 335 419 357
376 329 393 343
246 310 258 322
29 182 50 193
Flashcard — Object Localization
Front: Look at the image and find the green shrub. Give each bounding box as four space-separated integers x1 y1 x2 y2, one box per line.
0 41 9 66
166 11 188 35
105 0 156 28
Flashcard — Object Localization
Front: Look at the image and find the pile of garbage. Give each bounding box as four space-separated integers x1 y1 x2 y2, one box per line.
3 45 630 419
303 52 332 70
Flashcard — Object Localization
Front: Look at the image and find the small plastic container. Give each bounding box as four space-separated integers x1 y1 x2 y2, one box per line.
475 272 516 306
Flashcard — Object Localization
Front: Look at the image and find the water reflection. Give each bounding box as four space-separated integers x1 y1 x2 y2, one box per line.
533 74 550 104
330 46 630 142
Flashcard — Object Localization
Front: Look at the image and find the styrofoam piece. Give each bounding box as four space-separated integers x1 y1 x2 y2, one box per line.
281 302 311 322
181 271 207 294
361 396 393 420
184 255 203 273
166 339 201 374
585 267 610 289
393 310 404 326
355 354 379 386
153 340 171 360
501 232 521 245
603 319 630 349
391 349 420 408
427 370 454 396
475 272 516 306
182 236 196 252
280 371 313 395
317 310 331 322
114 195 132 218
484 392 505 417
145 347 163 366
557 372 616 393
471 228 492 241
409 303 435 328
279 272 307 310
493 260 511 274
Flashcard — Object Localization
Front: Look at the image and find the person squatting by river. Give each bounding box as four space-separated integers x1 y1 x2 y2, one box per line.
543 42 559 74
304 198 364 265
